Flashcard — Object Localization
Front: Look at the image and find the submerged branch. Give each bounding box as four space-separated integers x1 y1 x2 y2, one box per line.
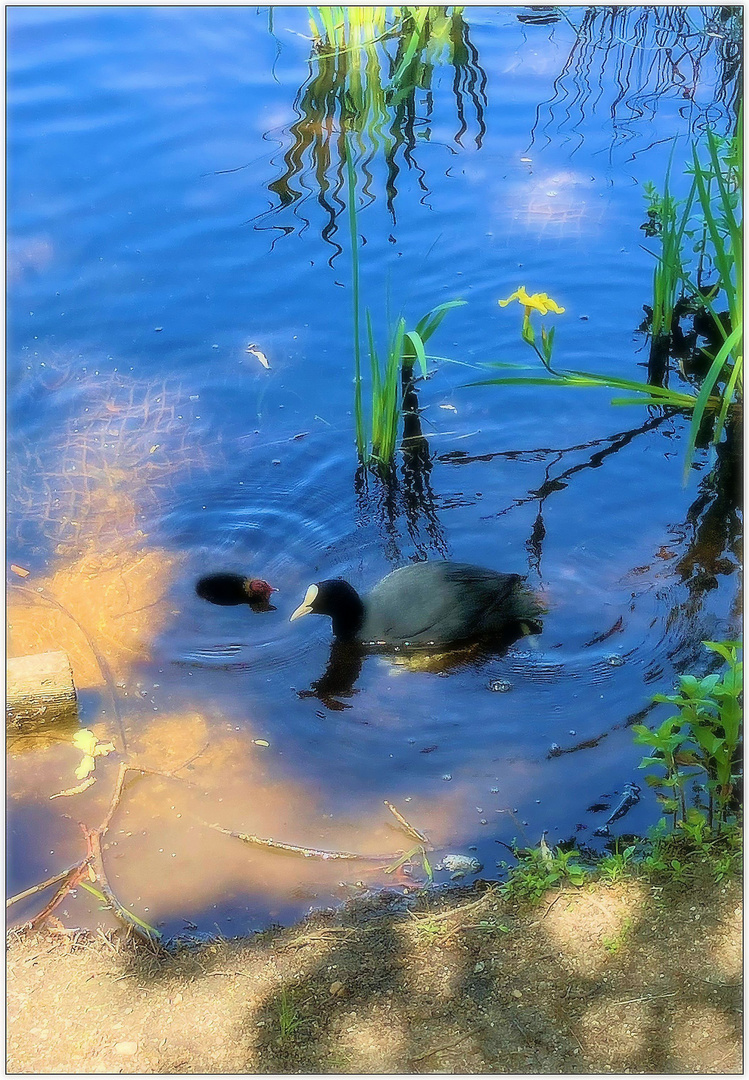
13 746 206 939
205 820 397 862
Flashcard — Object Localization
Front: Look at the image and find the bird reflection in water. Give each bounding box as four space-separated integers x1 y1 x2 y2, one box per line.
300 622 539 711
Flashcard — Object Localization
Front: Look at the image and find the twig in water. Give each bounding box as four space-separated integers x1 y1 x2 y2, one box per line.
26 861 93 930
15 747 202 937
384 800 429 843
205 821 392 861
85 828 162 948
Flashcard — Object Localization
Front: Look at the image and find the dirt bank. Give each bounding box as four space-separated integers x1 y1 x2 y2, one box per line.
7 870 741 1074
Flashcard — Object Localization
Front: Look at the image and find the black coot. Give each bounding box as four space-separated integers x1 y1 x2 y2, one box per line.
289 562 542 647
196 573 276 610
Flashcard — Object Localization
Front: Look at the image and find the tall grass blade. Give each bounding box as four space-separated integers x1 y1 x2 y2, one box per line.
683 323 742 481
415 299 467 343
404 329 428 377
714 357 742 443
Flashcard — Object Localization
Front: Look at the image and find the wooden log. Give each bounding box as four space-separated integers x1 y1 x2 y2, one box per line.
6 651 78 731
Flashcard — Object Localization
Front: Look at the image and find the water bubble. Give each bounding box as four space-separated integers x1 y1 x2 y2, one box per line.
490 787 499 794
605 654 625 667
442 774 452 782
488 679 512 693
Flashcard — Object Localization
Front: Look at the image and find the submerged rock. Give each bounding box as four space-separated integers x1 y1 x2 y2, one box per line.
439 854 484 880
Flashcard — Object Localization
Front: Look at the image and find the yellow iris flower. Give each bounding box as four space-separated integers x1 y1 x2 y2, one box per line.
498 287 565 316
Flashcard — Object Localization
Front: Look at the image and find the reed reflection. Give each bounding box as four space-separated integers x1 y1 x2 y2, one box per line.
355 372 449 564
257 6 487 256
527 5 742 160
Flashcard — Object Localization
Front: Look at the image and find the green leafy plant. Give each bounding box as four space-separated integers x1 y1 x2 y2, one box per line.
598 842 638 884
632 640 742 834
502 837 588 904
602 916 631 955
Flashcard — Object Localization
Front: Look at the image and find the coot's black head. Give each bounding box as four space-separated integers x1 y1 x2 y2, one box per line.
289 579 365 641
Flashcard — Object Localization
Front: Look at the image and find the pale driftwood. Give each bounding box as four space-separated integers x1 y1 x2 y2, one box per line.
6 651 78 730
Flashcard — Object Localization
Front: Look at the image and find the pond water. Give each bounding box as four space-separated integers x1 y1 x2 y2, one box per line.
7 6 741 938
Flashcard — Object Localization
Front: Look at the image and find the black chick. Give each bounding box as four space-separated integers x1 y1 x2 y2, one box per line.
196 573 276 611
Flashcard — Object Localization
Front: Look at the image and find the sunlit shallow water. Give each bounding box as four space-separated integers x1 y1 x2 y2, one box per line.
7 6 741 938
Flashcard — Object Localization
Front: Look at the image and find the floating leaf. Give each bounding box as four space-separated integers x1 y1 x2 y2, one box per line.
10 564 29 578
253 739 270 747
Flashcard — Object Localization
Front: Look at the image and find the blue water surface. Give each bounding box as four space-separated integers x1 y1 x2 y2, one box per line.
7 5 741 936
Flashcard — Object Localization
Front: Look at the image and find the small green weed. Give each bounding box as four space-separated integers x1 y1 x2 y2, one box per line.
277 990 309 1040
410 914 446 946
598 842 638 884
637 816 742 886
602 916 631 956
502 837 588 904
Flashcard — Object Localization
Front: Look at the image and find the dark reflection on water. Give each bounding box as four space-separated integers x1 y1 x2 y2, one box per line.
527 5 742 159
256 6 487 255
355 374 449 562
300 622 537 710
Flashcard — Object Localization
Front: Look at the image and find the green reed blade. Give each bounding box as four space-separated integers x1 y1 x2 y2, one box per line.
415 299 467 343
609 395 699 407
366 308 382 450
683 323 743 482
404 329 428 377
714 355 743 444
80 882 162 938
691 145 737 320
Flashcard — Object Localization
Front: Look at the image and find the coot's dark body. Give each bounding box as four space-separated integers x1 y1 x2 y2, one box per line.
291 562 542 647
362 563 538 646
